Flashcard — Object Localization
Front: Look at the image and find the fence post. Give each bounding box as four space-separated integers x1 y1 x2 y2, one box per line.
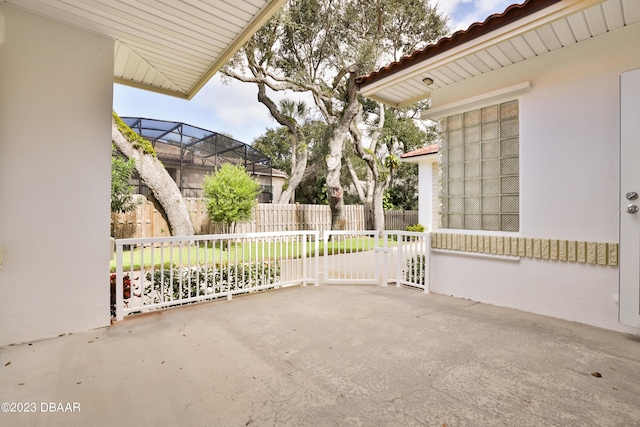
381 232 388 286
424 234 430 294
115 242 124 321
314 231 320 286
396 234 402 287
302 232 307 286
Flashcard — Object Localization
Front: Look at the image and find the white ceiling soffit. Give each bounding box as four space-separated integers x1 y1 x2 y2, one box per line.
361 0 640 108
5 0 286 99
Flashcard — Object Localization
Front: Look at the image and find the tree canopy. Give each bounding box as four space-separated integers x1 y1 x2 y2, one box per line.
224 0 448 230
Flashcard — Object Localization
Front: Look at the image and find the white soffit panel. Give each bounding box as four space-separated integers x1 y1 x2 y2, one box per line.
360 0 640 108
5 0 286 99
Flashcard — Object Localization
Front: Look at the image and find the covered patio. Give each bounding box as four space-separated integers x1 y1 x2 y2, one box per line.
2 284 639 426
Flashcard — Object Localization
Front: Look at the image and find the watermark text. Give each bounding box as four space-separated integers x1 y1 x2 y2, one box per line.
1 402 80 413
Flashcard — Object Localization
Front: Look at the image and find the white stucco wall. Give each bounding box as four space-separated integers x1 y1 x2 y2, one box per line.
427 21 640 332
0 5 114 345
417 162 429 228
417 157 438 230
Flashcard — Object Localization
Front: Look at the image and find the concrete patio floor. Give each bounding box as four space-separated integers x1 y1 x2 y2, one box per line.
1 284 640 426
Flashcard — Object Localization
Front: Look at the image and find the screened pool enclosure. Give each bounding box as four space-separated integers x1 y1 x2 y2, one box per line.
120 117 274 202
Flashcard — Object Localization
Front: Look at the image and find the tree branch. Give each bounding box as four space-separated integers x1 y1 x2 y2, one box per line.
332 64 358 90
345 157 366 201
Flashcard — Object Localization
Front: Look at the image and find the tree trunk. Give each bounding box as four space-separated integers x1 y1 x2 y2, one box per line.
252 81 310 205
348 102 390 233
326 65 361 230
372 181 386 233
112 119 195 236
345 157 366 202
278 146 307 204
362 181 386 233
326 134 346 230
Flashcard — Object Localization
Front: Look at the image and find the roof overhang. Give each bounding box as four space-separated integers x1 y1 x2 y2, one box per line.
3 0 286 99
356 0 640 108
400 144 439 164
401 152 439 164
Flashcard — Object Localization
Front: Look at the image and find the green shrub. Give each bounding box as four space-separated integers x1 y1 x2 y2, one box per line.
203 164 261 234
406 224 425 233
111 145 139 214
403 224 426 242
144 261 280 303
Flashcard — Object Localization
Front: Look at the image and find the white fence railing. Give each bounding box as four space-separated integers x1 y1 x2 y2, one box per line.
113 230 430 320
321 230 430 289
114 231 319 320
386 231 430 292
323 230 389 285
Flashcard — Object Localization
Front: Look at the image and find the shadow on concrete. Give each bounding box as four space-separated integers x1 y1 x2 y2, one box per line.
1 284 639 426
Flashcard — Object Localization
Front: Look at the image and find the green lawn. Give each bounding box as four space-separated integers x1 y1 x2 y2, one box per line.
110 237 395 272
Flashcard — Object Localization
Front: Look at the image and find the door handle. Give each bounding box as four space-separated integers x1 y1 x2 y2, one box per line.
625 204 639 214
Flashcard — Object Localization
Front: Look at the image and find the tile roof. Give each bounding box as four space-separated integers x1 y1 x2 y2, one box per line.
355 0 561 89
401 144 439 159
271 168 289 178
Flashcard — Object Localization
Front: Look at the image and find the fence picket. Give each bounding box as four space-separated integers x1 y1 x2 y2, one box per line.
111 197 417 238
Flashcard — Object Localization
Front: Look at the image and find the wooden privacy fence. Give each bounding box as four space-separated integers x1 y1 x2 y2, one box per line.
111 197 417 238
385 210 419 230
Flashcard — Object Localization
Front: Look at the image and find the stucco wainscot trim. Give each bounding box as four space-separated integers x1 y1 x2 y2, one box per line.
430 233 618 266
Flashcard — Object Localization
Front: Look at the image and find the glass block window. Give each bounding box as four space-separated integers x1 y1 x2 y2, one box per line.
439 100 519 231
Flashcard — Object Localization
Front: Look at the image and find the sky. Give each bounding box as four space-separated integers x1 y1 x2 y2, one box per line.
112 0 520 145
